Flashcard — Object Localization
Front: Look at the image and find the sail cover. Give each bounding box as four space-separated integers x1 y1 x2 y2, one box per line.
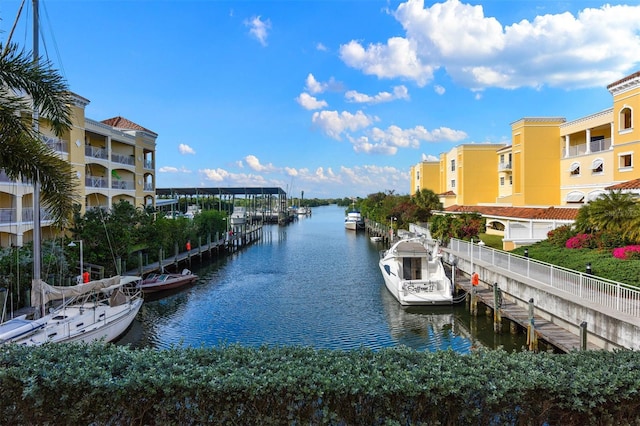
31 276 122 307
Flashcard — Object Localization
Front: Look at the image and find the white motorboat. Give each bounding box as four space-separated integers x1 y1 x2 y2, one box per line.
230 206 247 226
345 210 364 231
379 237 453 306
0 275 143 345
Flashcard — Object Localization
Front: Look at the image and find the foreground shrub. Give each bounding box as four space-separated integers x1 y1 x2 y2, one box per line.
547 224 575 247
1 343 640 425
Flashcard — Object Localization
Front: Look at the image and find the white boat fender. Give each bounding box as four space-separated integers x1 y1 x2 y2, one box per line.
182 269 192 276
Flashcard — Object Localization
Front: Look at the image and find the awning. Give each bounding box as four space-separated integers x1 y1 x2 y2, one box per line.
591 159 603 170
569 162 580 172
566 192 585 203
587 191 606 201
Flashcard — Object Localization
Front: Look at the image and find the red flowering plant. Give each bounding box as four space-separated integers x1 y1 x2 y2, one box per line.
565 233 594 249
612 245 640 260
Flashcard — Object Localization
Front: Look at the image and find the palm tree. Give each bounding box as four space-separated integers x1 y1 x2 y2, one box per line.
575 190 639 240
0 43 78 225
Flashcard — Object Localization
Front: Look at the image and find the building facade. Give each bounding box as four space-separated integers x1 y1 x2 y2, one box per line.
0 92 157 247
411 70 640 249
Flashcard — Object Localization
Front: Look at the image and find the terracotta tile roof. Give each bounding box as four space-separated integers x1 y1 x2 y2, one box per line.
101 116 157 136
607 70 640 90
442 205 579 221
605 178 640 190
438 191 456 196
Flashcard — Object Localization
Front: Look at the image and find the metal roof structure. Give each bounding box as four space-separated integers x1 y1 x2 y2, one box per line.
155 187 287 197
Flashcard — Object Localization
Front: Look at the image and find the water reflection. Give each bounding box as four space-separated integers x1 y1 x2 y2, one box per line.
117 205 530 352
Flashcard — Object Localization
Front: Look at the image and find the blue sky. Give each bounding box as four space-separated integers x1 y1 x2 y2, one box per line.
2 0 640 199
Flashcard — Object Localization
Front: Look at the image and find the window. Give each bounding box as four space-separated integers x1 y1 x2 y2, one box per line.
591 159 603 174
500 177 505 186
620 153 633 169
509 175 512 185
500 154 504 163
416 171 420 180
566 192 585 204
451 180 455 188
621 107 632 130
569 162 580 176
450 159 455 171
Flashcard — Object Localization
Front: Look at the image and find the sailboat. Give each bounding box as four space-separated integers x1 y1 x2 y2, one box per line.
0 0 143 346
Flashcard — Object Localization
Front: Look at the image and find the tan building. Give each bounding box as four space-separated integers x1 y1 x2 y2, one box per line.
0 93 157 247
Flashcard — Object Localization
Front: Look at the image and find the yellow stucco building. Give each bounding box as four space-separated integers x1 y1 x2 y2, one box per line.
411 70 640 249
0 92 157 247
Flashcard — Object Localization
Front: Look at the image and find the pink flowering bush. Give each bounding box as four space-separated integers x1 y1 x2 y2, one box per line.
565 234 594 249
612 245 640 260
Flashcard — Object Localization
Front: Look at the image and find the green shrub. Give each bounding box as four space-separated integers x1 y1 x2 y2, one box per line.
1 343 640 425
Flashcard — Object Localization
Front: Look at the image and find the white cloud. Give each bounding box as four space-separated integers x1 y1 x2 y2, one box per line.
304 73 344 94
434 85 445 95
421 153 439 161
245 155 277 172
245 15 271 46
158 166 191 173
311 110 375 140
339 0 640 90
345 85 410 104
296 92 328 110
316 42 327 51
178 144 195 155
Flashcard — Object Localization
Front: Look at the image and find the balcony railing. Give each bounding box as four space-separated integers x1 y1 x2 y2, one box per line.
565 138 611 158
0 170 30 184
144 159 154 169
85 176 108 188
41 135 68 154
144 182 154 191
498 162 512 171
0 207 54 224
111 180 135 190
111 153 135 166
85 145 108 160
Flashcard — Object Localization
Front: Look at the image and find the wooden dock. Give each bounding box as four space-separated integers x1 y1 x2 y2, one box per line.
127 225 263 277
452 269 599 353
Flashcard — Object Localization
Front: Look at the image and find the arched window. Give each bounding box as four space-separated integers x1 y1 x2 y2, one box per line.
591 158 603 174
621 107 632 130
569 162 580 176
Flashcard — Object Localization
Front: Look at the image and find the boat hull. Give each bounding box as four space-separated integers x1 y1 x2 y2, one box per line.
141 273 198 293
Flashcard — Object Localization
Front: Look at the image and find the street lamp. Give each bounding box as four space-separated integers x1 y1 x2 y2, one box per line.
68 240 83 282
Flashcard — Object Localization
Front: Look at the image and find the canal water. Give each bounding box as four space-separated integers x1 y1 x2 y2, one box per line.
117 204 529 353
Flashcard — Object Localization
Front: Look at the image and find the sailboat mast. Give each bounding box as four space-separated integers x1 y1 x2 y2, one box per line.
32 0 42 301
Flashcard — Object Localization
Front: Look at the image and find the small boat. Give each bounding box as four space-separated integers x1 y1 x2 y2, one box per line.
140 269 198 294
230 206 247 226
379 237 453 306
345 210 364 231
370 236 383 242
0 275 143 345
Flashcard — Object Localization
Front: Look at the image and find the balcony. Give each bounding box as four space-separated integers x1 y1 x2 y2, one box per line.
85 176 108 189
0 207 53 225
111 153 135 166
565 138 611 158
144 159 154 170
144 182 154 191
498 162 512 171
41 135 68 154
85 145 108 160
111 180 135 190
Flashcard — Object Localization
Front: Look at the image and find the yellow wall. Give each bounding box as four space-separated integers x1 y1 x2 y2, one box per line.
410 161 440 195
510 118 564 206
610 81 640 182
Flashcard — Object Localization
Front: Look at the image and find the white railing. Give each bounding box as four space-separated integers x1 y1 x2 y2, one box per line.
565 138 612 158
448 238 640 318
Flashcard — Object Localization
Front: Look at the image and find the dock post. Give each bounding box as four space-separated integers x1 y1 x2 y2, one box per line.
470 285 478 316
138 252 143 276
580 321 588 350
159 248 164 272
527 298 538 352
493 282 502 333
174 242 179 267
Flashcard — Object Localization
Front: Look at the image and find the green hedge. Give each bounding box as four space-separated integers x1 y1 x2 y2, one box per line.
1 343 639 425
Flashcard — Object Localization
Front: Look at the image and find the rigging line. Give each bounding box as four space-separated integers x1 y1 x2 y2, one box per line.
39 0 66 78
2 0 26 57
